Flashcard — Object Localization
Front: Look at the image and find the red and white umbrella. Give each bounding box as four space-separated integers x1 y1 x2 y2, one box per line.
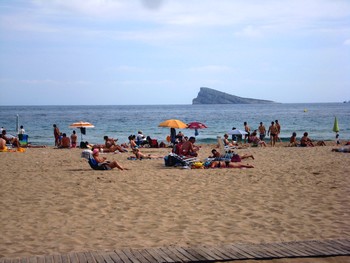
187 122 207 136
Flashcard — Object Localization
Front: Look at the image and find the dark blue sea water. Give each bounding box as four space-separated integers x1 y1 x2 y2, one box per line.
0 103 349 146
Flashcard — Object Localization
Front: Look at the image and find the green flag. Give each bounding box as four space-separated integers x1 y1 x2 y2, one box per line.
333 116 339 133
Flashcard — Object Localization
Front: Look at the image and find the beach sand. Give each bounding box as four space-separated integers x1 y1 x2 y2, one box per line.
0 142 349 261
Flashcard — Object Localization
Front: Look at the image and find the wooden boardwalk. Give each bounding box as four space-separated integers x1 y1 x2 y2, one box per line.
1 239 349 263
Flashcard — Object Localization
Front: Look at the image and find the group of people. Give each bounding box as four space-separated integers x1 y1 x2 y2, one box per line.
53 124 78 148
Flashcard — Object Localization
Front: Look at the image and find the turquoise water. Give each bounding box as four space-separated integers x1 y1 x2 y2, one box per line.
0 103 349 146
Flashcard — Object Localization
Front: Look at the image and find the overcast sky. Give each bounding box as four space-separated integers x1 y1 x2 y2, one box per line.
1 0 349 105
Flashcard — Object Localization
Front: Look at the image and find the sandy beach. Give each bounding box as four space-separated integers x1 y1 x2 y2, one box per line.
0 142 349 261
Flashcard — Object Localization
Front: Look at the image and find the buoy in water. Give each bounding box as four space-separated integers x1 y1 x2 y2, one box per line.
304 109 308 112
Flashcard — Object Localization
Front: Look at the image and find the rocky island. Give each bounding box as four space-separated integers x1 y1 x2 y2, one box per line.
192 87 276 104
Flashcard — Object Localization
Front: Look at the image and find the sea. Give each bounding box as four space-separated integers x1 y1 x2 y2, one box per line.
0 103 349 146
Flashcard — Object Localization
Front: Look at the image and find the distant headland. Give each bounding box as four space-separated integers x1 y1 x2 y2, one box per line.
192 87 276 104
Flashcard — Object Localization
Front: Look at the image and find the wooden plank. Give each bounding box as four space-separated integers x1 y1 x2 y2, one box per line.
103 252 123 263
83 252 97 263
307 240 347 255
122 248 142 263
286 241 322 256
228 243 261 258
45 255 54 263
98 252 116 263
60 254 69 263
333 239 350 249
158 247 183 262
141 248 166 263
195 246 222 261
128 249 151 263
90 251 106 263
149 248 176 263
200 246 232 260
68 253 80 263
249 243 285 258
169 247 198 262
137 250 158 263
221 244 252 259
113 250 133 263
325 240 350 254
52 254 62 263
208 245 240 260
180 247 208 262
28 256 38 263
76 252 88 263
268 242 304 257
163 247 192 262
36 256 45 263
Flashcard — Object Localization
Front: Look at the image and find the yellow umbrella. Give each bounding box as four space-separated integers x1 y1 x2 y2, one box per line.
158 119 188 129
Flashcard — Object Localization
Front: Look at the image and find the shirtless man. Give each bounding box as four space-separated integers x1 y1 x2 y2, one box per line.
267 121 278 147
243 122 250 143
132 148 162 159
275 120 281 142
209 161 254 169
181 136 199 157
59 133 71 148
258 122 266 141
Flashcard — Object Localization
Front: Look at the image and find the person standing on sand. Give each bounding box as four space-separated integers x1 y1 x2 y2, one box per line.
243 122 250 143
53 124 60 146
70 130 77 148
258 122 266 141
275 120 281 142
268 121 278 147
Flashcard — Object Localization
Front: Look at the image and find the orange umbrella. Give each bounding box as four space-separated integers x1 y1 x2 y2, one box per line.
69 121 95 128
158 119 188 129
69 121 94 141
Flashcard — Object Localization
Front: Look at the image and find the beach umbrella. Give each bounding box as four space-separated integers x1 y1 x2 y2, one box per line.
158 119 188 129
333 116 339 133
69 121 95 141
227 129 247 135
187 121 207 136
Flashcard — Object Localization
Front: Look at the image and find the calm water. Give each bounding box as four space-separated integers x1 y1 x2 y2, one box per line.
0 103 349 146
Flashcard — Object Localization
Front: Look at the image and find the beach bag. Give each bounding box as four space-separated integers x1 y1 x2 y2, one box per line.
164 155 177 166
231 154 241 162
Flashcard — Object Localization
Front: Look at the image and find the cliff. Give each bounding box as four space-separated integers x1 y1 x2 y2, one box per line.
192 87 275 104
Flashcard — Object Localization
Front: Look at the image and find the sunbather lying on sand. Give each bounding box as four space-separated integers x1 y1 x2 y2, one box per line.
132 148 162 159
208 160 254 169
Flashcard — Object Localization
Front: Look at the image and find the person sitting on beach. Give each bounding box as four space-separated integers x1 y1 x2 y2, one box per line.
208 160 254 169
300 132 314 147
223 133 237 147
128 135 138 149
58 133 71 148
132 148 162 159
103 136 128 153
0 130 20 148
136 130 147 146
249 131 267 147
70 130 77 148
181 136 199 157
288 132 298 147
92 149 128 170
208 149 221 158
0 137 7 151
173 136 184 155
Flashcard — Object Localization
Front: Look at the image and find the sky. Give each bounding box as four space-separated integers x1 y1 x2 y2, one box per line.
0 0 349 105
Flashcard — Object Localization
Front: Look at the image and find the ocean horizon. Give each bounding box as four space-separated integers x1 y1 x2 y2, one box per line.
1 103 349 146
